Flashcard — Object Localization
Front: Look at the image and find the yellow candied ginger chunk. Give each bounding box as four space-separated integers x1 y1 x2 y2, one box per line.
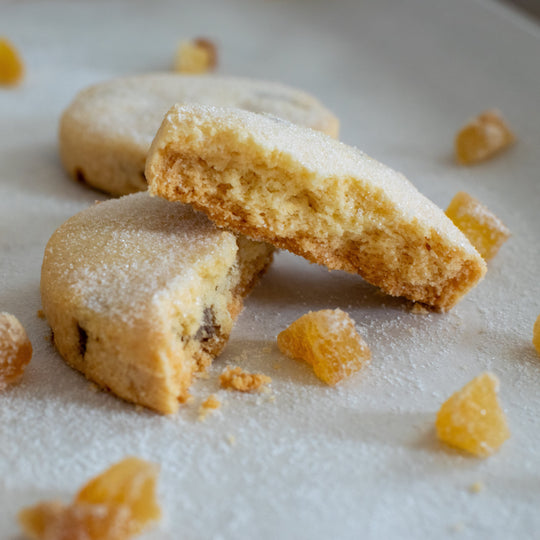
19 457 160 540
446 191 510 261
436 372 510 457
174 38 217 74
0 38 24 85
455 109 514 164
19 502 132 540
277 309 371 386
533 315 540 356
0 312 32 390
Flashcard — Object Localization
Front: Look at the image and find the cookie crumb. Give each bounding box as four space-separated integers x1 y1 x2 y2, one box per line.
0 312 32 391
469 481 484 494
0 38 24 86
198 394 221 421
455 109 514 165
220 366 271 393
411 303 430 315
174 38 217 74
178 392 194 404
37 309 45 319
226 434 236 447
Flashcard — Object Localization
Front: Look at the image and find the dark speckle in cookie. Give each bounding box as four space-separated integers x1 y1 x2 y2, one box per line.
77 323 88 358
195 307 219 342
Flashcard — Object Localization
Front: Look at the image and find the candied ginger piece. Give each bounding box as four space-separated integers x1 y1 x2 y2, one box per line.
19 501 131 540
446 191 510 261
533 315 540 356
174 38 217 74
0 312 32 390
455 109 514 164
436 372 510 457
0 38 24 85
18 457 160 540
277 309 371 386
220 366 271 393
76 457 160 532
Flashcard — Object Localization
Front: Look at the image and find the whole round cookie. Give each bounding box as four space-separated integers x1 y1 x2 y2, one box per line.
40 192 274 414
59 73 339 196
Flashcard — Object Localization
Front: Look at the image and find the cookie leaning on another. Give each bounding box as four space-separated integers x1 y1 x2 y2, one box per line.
59 73 339 196
146 105 487 311
40 193 274 414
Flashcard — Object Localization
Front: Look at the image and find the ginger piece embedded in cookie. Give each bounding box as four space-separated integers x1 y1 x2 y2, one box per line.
220 366 271 393
277 309 370 386
436 373 510 457
19 457 161 540
174 38 217 74
0 312 32 391
455 109 514 164
446 191 510 261
0 38 24 85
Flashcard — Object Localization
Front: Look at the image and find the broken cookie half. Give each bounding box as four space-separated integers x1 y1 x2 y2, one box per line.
146 105 486 311
40 193 273 414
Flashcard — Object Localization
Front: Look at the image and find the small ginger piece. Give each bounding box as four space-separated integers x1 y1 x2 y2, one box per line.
198 394 221 421
446 191 510 261
277 309 370 386
19 457 160 540
455 109 514 164
174 38 217 74
533 315 540 356
436 372 510 457
19 501 132 540
220 366 271 393
0 38 24 85
0 312 32 390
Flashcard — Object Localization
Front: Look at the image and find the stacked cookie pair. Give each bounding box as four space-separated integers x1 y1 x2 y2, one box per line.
41 74 486 414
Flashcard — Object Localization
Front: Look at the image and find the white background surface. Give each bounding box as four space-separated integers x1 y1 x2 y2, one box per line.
1 0 540 538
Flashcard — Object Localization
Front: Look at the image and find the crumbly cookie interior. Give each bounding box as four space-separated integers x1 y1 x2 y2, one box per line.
147 105 486 311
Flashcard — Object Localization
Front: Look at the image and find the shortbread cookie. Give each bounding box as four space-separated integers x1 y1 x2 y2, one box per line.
59 73 339 196
146 105 487 311
40 193 274 414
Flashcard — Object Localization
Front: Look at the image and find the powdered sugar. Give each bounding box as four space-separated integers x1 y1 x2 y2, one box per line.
42 193 237 325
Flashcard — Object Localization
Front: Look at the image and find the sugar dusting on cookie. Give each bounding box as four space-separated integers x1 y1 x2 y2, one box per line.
43 193 237 324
